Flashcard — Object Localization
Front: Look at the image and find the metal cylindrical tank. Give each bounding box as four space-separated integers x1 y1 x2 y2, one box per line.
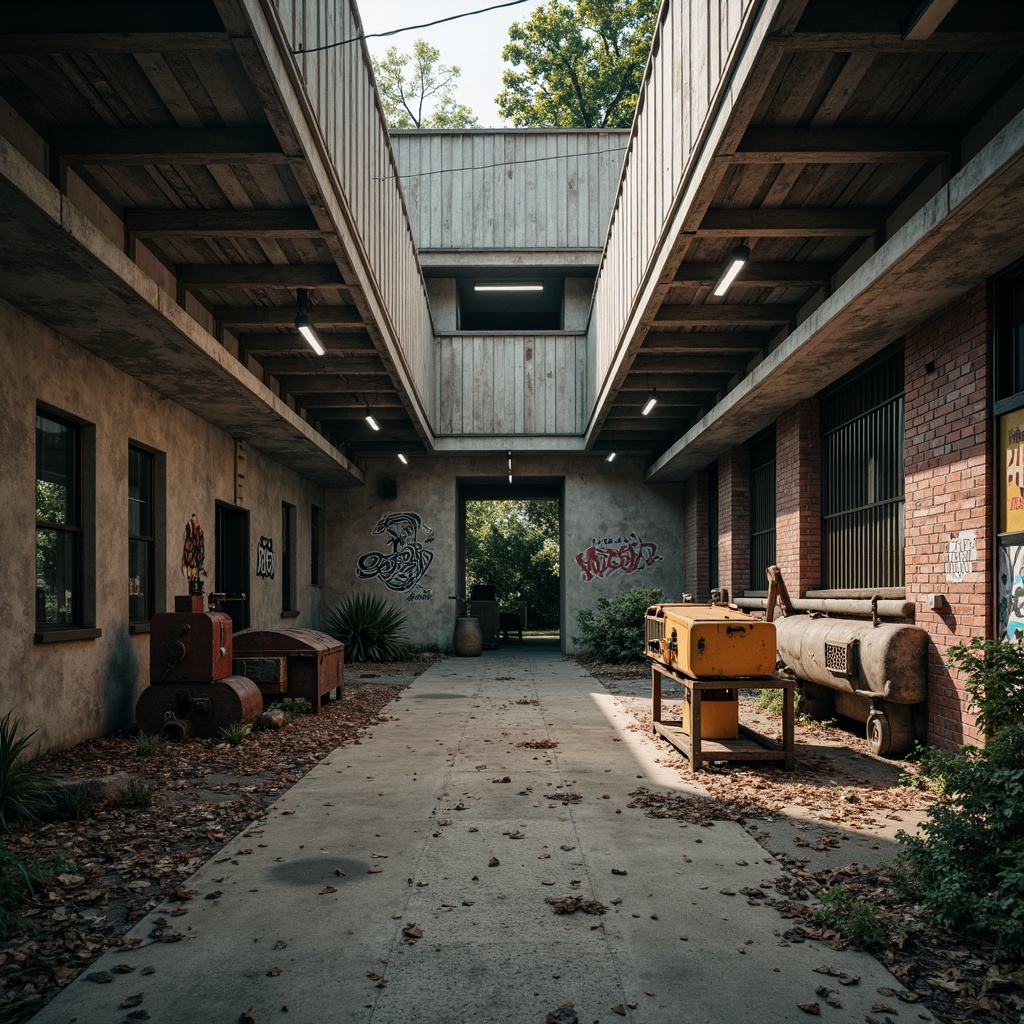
136 676 262 739
774 615 927 704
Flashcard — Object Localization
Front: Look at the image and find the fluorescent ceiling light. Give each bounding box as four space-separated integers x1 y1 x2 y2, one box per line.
473 283 543 292
295 318 325 356
364 407 380 431
606 451 616 462
712 244 750 297
397 453 408 465
294 289 326 355
642 389 658 416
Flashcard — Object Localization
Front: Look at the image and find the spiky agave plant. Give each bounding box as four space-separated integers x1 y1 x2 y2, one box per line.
323 593 411 663
0 711 55 831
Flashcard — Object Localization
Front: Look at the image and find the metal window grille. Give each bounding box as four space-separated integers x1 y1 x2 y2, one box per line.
749 429 776 589
821 351 905 588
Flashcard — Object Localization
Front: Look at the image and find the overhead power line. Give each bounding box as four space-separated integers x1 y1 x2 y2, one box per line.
375 145 629 182
293 0 537 55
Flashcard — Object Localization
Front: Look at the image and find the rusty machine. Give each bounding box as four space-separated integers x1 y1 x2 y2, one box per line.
645 597 776 739
136 594 263 739
761 566 928 757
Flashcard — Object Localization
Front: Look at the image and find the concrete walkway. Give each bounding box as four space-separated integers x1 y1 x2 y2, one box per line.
31 645 923 1024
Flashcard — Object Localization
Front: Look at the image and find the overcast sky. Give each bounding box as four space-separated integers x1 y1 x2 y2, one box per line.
355 0 546 127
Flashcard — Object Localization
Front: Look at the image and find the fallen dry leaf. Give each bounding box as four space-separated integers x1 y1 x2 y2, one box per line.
318 885 337 895
266 967 282 977
488 857 500 867
611 1005 626 1016
797 1003 821 1015
119 994 144 1009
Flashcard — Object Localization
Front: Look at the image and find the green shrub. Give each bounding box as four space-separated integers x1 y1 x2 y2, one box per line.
135 731 161 757
54 786 92 821
756 688 784 716
117 782 153 809
895 636 1024 957
898 741 958 795
572 587 663 664
811 884 887 949
324 593 411 663
0 711 55 830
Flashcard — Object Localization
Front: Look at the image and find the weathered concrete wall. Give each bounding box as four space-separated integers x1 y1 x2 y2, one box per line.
0 299 326 754
324 455 685 652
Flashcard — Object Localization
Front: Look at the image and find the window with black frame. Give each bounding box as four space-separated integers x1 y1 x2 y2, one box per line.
36 411 81 627
282 502 296 614
821 348 905 589
128 446 155 623
310 505 323 586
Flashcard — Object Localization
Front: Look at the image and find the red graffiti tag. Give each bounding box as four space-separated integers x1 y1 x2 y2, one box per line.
575 534 662 582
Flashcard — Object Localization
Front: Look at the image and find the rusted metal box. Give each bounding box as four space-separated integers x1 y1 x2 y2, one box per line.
150 611 233 684
136 676 262 740
645 604 776 679
233 628 343 713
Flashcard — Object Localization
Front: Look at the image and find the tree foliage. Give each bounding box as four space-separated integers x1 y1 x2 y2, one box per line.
497 0 659 128
572 586 662 663
465 500 560 630
372 39 478 129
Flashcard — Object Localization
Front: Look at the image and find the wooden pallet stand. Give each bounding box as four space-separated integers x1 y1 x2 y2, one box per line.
650 662 795 774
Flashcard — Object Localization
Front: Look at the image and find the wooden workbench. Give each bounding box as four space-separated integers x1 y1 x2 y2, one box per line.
650 662 796 773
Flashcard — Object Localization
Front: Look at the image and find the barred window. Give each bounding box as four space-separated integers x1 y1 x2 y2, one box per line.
821 350 905 589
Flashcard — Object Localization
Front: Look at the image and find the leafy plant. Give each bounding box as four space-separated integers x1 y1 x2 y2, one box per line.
324 593 411 663
756 688 785 716
219 723 244 745
898 742 957 795
116 782 153 809
268 698 311 725
135 731 161 757
54 786 92 821
572 586 663 663
0 711 55 830
895 636 1024 957
0 844 50 937
812 884 887 949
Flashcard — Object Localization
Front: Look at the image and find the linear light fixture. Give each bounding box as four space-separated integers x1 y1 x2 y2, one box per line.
397 453 408 465
606 451 616 463
364 406 380 431
642 389 658 416
903 0 958 40
474 283 543 292
508 451 513 484
294 289 325 355
712 244 750 297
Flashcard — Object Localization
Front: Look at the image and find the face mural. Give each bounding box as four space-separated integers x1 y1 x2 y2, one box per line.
357 512 434 600
575 531 662 582
998 543 1024 641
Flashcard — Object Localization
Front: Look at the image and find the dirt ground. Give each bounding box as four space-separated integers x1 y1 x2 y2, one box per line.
1 656 1022 1024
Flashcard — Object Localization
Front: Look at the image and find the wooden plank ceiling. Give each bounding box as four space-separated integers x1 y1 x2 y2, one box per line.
0 0 422 463
591 0 1024 457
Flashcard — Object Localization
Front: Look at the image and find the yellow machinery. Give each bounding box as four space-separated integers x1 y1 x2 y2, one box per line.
645 603 777 740
645 603 776 678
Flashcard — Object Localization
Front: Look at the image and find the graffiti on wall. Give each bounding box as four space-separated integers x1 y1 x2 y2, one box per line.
256 536 275 579
357 512 434 600
945 530 977 583
998 542 1024 641
575 532 662 582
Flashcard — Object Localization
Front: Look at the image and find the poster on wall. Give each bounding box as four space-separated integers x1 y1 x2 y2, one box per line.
1000 408 1024 534
997 536 1024 640
356 512 434 601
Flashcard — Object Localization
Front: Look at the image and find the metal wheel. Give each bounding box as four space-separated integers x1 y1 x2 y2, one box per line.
866 709 891 756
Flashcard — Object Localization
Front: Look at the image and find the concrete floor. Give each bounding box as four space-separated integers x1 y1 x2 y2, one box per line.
29 643 928 1024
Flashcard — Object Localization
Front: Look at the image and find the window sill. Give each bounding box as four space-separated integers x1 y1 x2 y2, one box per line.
35 628 102 645
281 610 300 619
128 622 151 635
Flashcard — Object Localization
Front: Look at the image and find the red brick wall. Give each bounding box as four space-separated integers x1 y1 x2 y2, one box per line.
775 400 822 596
905 283 993 748
683 471 710 600
718 447 750 598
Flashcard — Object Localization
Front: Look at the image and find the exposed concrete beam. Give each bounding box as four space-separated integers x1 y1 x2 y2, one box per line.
731 127 952 163
640 332 770 352
776 31 1024 51
0 32 232 53
671 262 832 286
237 333 375 357
653 304 794 326
178 264 346 288
50 128 289 165
630 352 751 374
616 375 728 391
261 356 384 375
417 249 603 271
128 210 329 238
273 374 394 392
215 305 361 327
699 208 881 236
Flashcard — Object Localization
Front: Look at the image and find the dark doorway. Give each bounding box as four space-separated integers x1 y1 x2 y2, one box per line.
215 501 250 632
458 478 564 646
